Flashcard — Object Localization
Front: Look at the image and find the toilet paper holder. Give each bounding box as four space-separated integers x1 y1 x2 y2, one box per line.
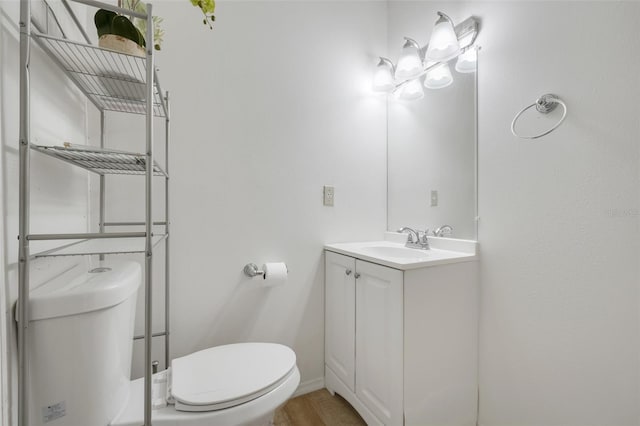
243 262 289 278
243 263 265 278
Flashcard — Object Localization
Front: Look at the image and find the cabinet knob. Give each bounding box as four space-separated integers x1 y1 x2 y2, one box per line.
354 272 361 279
345 269 352 276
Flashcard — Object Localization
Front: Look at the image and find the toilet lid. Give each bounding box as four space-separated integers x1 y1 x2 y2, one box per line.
171 342 296 412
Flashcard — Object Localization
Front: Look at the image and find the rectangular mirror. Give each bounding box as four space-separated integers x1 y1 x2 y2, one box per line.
387 4 478 241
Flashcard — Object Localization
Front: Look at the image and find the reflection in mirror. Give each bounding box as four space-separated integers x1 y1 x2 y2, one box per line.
387 5 478 241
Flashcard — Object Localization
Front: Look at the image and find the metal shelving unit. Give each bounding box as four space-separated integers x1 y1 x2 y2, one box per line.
18 0 170 425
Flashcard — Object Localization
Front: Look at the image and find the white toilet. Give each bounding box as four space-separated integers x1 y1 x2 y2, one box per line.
24 260 300 426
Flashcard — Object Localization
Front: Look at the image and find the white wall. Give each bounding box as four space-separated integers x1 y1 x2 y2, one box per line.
111 0 388 386
0 1 91 424
475 2 640 425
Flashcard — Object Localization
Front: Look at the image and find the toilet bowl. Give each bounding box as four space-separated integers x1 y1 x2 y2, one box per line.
22 260 300 426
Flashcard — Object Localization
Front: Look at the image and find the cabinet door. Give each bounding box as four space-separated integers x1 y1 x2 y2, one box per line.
325 251 356 391
355 260 403 426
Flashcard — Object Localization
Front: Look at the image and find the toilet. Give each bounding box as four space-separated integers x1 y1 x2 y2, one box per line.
23 260 300 426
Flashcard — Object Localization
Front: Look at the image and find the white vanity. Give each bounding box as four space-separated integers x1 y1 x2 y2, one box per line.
324 233 479 426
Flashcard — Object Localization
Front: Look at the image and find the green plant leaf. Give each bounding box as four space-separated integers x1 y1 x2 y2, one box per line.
94 9 117 38
112 15 145 46
190 0 215 28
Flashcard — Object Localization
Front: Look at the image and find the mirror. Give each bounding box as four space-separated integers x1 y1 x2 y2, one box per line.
386 6 478 241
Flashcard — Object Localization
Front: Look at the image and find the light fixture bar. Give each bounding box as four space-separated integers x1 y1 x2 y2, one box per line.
453 16 480 49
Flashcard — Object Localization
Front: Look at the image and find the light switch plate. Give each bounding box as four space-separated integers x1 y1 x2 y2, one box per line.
324 185 335 206
430 190 438 207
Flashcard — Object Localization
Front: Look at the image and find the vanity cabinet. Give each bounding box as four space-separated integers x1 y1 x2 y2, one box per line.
324 250 478 426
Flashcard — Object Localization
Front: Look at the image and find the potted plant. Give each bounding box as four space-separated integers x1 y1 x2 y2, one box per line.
95 8 147 57
94 0 215 56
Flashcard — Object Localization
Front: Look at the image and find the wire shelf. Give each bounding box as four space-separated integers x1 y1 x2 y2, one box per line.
33 234 167 258
32 144 168 176
32 32 166 117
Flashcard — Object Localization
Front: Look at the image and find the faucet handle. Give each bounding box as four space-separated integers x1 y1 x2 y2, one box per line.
420 230 430 243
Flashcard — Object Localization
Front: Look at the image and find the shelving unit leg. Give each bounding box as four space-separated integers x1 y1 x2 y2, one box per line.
99 111 106 261
18 0 31 425
144 4 155 425
164 92 171 369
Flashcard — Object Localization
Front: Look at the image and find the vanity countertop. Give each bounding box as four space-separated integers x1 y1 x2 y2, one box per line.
324 232 478 271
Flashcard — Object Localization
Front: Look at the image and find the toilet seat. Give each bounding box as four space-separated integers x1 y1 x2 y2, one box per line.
170 342 297 412
111 342 300 426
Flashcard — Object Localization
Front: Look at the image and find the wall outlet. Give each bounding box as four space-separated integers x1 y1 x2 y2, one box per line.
323 185 335 206
430 190 438 207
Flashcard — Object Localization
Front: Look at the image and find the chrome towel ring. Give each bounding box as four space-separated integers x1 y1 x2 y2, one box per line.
511 94 567 139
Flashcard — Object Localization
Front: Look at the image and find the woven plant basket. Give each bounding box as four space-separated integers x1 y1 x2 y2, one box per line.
99 34 145 57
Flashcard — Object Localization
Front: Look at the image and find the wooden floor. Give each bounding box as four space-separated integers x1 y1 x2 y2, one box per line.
274 389 366 426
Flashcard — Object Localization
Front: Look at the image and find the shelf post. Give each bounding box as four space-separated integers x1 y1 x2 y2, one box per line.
144 4 154 426
164 91 170 370
99 111 105 261
18 0 31 424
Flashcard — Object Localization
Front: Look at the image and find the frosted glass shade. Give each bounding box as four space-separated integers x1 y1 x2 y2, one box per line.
395 78 424 101
395 38 423 80
455 48 477 73
372 58 395 92
424 63 453 89
425 13 461 62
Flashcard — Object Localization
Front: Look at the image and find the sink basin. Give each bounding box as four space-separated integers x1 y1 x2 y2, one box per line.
360 246 429 259
324 238 478 270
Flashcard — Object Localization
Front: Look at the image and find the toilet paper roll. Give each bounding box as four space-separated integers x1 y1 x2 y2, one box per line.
262 262 288 287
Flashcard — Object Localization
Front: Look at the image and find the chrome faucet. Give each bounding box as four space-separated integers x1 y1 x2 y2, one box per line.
397 227 430 250
433 225 453 237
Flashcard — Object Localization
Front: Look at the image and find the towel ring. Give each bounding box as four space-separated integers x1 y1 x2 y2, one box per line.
511 94 567 140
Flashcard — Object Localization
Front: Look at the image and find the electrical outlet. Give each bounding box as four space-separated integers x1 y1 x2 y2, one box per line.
430 190 438 207
323 185 335 206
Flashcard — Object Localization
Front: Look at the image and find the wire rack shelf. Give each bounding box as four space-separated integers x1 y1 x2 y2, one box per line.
31 144 168 176
32 32 167 117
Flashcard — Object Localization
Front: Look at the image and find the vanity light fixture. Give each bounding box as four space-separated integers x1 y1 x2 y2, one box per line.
372 57 396 92
371 13 479 98
395 37 423 80
455 47 477 73
425 12 462 62
424 63 453 89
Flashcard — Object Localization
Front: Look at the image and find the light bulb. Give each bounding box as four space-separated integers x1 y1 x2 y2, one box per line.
424 63 453 89
372 57 395 92
395 37 423 80
425 12 461 62
455 48 477 73
395 78 424 101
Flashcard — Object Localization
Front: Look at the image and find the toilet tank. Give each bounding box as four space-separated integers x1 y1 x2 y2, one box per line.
22 260 141 426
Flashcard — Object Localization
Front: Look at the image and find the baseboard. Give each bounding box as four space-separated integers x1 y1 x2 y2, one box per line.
292 377 325 397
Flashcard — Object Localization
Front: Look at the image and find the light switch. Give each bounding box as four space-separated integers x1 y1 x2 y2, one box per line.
430 190 438 207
